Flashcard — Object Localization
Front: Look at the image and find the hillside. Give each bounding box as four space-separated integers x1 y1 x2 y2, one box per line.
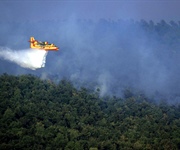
0 74 180 150
1 20 180 102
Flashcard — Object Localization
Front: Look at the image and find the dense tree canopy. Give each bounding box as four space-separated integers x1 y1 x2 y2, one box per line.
0 74 179 150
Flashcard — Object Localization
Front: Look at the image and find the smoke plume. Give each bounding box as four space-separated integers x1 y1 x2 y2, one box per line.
0 47 48 70
0 19 180 104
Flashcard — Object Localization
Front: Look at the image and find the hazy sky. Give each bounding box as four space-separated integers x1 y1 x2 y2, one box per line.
1 0 180 22
1 1 180 103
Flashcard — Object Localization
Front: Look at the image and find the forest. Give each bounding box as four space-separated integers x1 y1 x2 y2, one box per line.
0 73 180 150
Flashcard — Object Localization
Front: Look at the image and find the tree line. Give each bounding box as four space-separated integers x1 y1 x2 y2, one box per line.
0 74 179 149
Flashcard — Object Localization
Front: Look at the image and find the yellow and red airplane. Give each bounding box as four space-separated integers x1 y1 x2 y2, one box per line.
29 37 59 51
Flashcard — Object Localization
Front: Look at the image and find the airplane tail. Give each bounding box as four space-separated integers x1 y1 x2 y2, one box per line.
29 37 35 48
29 37 35 42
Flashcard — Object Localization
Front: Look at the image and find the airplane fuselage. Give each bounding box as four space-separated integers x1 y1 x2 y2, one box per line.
29 37 59 51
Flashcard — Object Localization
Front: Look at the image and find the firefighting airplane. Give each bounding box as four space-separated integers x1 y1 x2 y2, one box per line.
29 37 59 51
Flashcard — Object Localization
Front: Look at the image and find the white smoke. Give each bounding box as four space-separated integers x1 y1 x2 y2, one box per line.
0 47 48 70
97 73 110 97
